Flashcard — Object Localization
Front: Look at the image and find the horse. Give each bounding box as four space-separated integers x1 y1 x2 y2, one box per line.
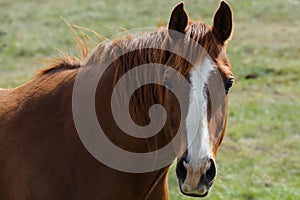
0 1 233 199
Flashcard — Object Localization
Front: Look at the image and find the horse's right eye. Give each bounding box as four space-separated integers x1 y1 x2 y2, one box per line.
224 77 234 94
163 75 173 89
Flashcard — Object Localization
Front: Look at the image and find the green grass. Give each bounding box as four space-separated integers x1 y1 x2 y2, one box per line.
1 0 300 199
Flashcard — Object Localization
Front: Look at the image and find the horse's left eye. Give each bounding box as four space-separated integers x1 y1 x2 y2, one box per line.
224 77 234 94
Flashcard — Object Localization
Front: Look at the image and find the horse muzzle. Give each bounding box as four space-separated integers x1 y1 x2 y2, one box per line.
176 156 216 197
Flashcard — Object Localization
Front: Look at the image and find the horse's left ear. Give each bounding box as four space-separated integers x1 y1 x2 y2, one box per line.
168 2 189 39
212 1 233 43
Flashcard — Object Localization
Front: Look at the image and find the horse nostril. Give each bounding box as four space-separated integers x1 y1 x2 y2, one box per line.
205 159 216 184
176 157 187 184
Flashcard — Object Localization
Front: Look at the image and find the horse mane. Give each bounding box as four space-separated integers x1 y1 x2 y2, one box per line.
92 29 170 125
38 55 83 75
38 21 217 77
88 21 219 75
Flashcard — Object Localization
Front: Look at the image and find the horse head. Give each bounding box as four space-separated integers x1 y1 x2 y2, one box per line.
164 1 233 197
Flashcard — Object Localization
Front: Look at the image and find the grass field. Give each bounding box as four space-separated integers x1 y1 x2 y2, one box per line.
1 0 300 199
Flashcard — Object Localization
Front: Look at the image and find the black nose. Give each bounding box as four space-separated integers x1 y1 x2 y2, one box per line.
176 158 216 186
204 159 216 185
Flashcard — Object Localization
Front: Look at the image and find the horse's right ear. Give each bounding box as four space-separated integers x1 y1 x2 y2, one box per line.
168 2 189 40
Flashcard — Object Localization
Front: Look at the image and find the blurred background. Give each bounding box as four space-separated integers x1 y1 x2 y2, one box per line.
0 0 299 199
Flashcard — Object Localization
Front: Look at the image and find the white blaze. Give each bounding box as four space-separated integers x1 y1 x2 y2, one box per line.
186 56 214 171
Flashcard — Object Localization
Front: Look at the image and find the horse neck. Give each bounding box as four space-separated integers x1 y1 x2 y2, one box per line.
92 60 172 200
144 167 170 200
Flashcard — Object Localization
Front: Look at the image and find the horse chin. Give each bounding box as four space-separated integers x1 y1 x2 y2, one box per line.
177 181 210 198
180 189 209 198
